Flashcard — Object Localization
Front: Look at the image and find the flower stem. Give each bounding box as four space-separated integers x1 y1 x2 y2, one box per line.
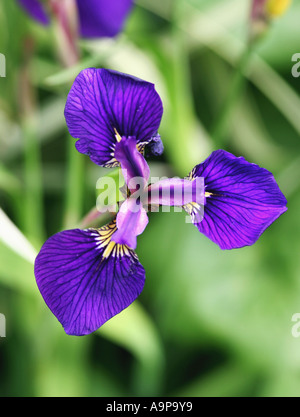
166 0 206 175
49 2 84 230
63 135 85 229
20 38 45 248
22 115 45 248
211 44 254 149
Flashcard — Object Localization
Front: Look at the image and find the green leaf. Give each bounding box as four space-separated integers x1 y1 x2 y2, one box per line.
99 302 165 395
0 208 37 266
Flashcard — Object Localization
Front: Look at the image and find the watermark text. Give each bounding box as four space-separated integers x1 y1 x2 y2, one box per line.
0 313 6 338
0 53 6 78
292 53 300 78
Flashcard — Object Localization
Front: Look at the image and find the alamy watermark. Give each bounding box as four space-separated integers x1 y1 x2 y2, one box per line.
291 53 300 78
96 171 205 223
0 313 6 338
291 313 300 338
0 53 6 78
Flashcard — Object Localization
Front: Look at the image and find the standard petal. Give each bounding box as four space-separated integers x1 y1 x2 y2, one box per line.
17 0 50 25
76 0 133 38
64 68 163 167
188 150 287 250
34 221 145 335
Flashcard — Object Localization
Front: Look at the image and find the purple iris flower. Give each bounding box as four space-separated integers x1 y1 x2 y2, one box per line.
34 68 287 336
17 0 133 38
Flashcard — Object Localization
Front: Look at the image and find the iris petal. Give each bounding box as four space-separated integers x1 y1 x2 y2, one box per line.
64 68 163 167
187 150 287 250
17 0 133 37
76 0 133 38
34 221 145 335
17 0 50 25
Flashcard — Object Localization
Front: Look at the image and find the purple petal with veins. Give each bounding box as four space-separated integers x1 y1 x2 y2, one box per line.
187 150 287 250
34 221 145 335
64 68 163 167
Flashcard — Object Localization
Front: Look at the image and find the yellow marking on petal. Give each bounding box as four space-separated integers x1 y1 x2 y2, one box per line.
114 128 122 142
137 142 147 154
183 202 200 215
186 168 196 181
93 219 132 259
103 157 120 168
102 241 117 258
113 129 145 157
123 246 130 256
266 0 291 17
184 196 210 213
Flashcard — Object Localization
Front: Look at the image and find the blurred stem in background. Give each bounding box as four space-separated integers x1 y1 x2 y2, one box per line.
20 37 45 248
63 136 85 229
49 1 85 229
50 0 80 68
210 0 255 149
169 1 197 172
211 0 293 149
211 43 253 149
162 0 208 175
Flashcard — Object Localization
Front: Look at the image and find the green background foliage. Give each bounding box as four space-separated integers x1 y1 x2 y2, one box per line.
0 0 300 397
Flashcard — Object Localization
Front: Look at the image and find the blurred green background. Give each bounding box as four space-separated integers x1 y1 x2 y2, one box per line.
1 0 300 397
